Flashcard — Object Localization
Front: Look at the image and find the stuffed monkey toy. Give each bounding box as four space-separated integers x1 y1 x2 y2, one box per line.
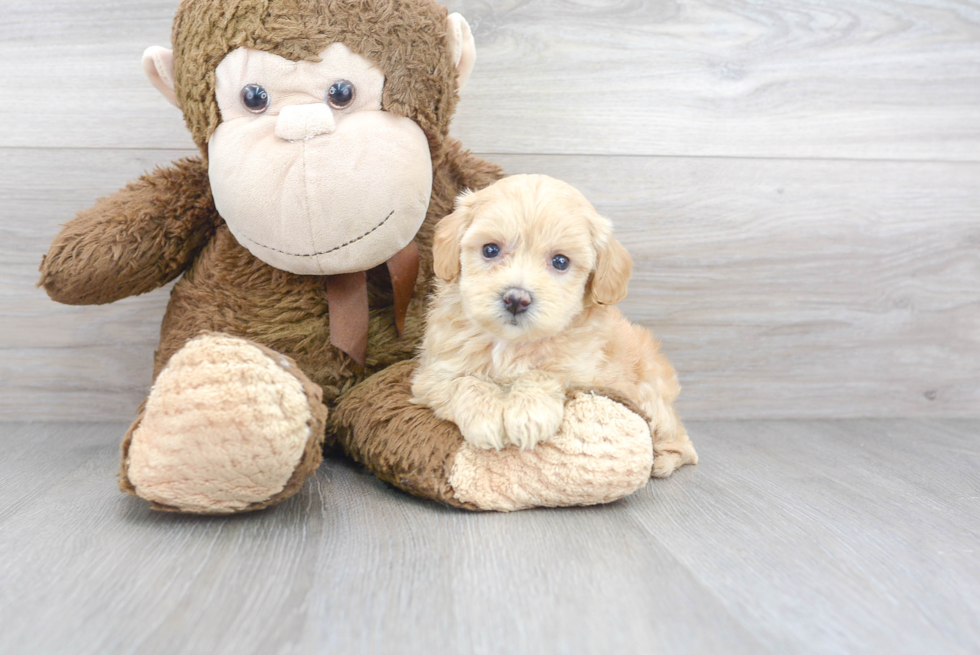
40 0 657 514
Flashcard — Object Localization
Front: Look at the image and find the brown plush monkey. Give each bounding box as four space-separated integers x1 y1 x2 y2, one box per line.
40 0 657 514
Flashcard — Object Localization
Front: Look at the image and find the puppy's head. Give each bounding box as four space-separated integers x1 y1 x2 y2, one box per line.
433 174 632 341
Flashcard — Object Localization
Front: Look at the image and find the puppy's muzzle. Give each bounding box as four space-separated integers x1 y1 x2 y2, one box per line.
502 288 533 316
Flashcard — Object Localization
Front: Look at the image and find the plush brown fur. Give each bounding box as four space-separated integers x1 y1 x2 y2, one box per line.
39 0 657 513
172 0 462 160
332 361 475 509
152 139 502 408
39 0 502 511
40 138 501 410
331 360 657 509
39 157 217 305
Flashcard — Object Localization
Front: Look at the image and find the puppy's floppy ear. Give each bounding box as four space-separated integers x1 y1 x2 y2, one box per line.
433 190 478 282
589 218 633 306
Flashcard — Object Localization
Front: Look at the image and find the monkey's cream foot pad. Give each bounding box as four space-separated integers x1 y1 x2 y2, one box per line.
332 361 654 513
449 393 653 511
120 333 327 514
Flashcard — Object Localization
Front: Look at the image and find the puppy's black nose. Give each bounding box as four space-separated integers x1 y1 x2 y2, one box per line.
502 288 532 315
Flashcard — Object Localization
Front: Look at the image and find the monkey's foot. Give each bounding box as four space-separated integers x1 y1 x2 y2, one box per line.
449 391 653 511
120 333 328 514
333 362 653 512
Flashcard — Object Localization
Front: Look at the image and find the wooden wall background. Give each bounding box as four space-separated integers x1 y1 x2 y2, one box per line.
1 0 978 421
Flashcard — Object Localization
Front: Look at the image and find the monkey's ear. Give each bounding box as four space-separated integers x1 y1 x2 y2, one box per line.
590 234 633 306
446 13 476 93
142 46 179 108
433 191 478 282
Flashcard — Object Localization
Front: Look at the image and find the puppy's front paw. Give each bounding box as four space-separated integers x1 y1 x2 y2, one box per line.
457 407 507 451
503 373 566 450
503 396 564 450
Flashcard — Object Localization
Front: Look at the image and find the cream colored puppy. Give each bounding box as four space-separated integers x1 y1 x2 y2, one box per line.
411 174 697 478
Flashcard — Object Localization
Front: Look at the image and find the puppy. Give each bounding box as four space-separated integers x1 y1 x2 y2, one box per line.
411 174 697 478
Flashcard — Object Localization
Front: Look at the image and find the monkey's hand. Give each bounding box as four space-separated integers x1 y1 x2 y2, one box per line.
503 371 566 451
39 157 216 305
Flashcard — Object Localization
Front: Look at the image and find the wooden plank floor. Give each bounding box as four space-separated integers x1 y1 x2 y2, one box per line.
1 420 977 654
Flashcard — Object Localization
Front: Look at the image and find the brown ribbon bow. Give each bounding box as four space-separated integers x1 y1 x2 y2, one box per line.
324 241 420 367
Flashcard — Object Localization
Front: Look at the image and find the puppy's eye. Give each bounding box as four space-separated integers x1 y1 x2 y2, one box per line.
482 243 501 259
327 80 355 109
241 84 270 113
552 254 570 271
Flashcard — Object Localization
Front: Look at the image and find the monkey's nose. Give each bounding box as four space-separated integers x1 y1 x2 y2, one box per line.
502 288 533 315
275 104 336 141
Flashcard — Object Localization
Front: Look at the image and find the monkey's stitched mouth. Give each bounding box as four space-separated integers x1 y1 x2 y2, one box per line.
235 210 395 257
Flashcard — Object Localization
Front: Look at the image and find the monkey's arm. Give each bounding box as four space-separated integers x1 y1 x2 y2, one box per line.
39 157 217 305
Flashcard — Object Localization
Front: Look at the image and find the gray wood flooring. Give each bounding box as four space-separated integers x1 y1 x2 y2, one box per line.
1 420 977 655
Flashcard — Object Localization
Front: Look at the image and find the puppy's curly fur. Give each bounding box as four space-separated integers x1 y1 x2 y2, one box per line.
411 175 697 477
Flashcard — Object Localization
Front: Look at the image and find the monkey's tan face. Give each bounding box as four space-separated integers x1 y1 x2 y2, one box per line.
208 44 433 276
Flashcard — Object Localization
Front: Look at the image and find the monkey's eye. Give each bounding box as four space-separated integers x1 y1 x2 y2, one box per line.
482 244 501 259
552 254 570 271
240 84 270 113
327 80 355 109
